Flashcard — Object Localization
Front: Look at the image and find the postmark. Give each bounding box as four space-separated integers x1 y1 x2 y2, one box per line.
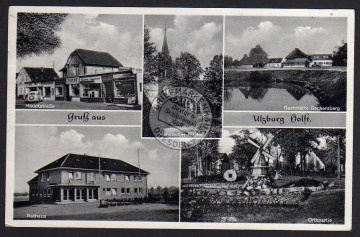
149 86 212 149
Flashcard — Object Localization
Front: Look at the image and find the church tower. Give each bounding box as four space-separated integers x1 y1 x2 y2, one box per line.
161 24 170 58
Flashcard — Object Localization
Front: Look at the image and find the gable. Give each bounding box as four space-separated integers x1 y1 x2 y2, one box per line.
16 68 31 84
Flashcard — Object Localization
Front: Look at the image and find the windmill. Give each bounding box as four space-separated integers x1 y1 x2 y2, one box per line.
246 134 276 177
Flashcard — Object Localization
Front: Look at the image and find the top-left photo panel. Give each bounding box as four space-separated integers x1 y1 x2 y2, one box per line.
15 13 143 110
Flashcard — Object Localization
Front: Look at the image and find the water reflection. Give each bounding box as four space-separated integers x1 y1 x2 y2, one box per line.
224 82 319 111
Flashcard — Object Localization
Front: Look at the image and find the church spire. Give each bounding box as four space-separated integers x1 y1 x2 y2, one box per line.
161 24 170 57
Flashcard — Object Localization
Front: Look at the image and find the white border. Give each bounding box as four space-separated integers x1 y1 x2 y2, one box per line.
6 6 354 230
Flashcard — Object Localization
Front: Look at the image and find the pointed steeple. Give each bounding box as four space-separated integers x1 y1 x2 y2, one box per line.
162 24 170 58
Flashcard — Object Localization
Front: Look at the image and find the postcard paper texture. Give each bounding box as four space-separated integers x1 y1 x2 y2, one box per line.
6 7 354 230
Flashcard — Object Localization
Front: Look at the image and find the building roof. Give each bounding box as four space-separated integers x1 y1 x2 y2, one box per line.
35 153 149 174
283 58 309 64
28 176 38 184
63 49 123 70
162 26 170 58
285 48 308 60
22 67 59 82
267 58 283 63
239 54 253 65
310 54 333 60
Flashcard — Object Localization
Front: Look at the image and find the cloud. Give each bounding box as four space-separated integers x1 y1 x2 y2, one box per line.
226 21 281 58
14 127 172 192
226 19 345 59
17 14 143 72
149 16 223 69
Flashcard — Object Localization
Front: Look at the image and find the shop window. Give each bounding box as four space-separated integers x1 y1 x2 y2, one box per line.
111 174 117 182
114 79 135 98
69 84 80 97
105 174 111 182
125 175 130 182
75 172 82 180
81 83 101 98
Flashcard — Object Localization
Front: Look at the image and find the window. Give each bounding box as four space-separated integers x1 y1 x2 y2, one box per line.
138 176 142 182
68 172 74 180
88 172 95 182
139 188 143 195
126 188 131 195
105 188 111 196
47 188 51 197
111 174 117 182
121 188 125 195
105 174 111 182
134 188 138 195
75 172 82 180
40 174 44 182
125 175 130 183
134 176 142 182
111 188 117 196
46 173 50 182
119 174 125 183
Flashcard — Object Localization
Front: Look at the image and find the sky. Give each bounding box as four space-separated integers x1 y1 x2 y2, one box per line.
145 15 223 69
219 128 328 155
225 16 347 59
14 126 180 193
16 14 143 73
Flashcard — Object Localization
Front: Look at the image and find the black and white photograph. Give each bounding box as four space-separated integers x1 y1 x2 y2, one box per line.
13 126 179 221
181 128 346 223
142 15 223 139
224 16 348 111
15 13 143 110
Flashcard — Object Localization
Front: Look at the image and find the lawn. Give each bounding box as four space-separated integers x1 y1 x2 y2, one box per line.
14 202 179 222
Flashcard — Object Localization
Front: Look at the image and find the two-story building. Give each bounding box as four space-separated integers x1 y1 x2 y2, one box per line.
16 67 59 99
309 54 333 67
56 49 142 106
28 153 149 204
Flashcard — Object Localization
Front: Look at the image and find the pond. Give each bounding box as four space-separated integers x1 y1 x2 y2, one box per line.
224 82 319 111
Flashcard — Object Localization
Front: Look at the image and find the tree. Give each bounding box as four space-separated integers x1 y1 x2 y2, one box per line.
172 52 204 87
17 13 67 59
204 54 223 119
143 26 159 85
224 55 234 68
333 41 347 66
249 45 268 67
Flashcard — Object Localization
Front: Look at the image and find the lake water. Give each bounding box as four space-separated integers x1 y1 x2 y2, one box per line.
224 82 319 111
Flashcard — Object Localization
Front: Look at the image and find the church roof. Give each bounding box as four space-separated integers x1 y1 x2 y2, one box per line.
161 26 170 57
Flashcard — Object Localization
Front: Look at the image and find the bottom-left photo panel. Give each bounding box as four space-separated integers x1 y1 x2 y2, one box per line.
12 126 180 222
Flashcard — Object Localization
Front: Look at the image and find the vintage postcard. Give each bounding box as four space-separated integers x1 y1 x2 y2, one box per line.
6 7 354 231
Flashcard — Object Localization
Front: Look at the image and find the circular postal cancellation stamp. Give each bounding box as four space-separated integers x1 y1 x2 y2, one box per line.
149 86 212 150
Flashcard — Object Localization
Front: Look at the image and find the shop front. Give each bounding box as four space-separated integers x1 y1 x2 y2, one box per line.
65 77 81 101
25 81 55 100
79 76 105 103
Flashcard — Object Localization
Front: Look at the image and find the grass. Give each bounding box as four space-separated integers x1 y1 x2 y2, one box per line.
14 202 179 221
